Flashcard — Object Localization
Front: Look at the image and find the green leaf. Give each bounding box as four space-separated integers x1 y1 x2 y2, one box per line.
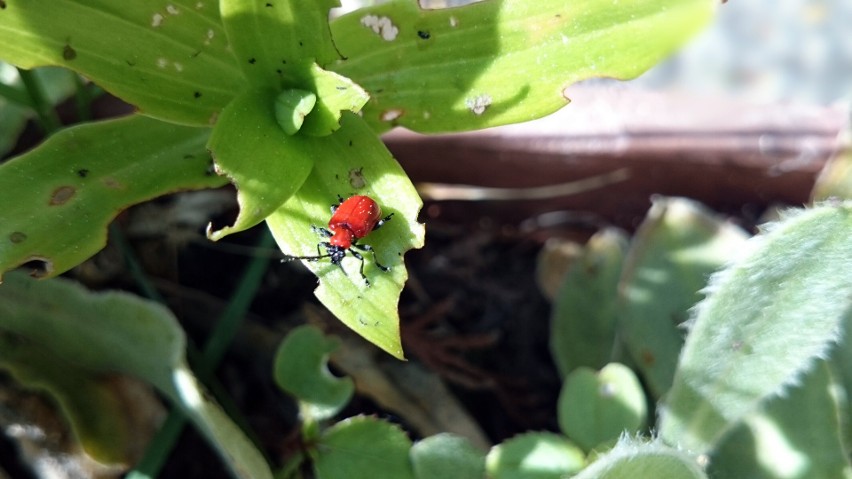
572 437 706 479
485 432 585 479
0 0 244 125
410 433 486 479
0 333 151 465
550 228 628 378
206 87 313 240
298 63 370 137
220 0 339 89
0 115 224 280
619 197 749 397
659 201 852 453
266 112 424 359
275 88 317 135
709 362 852 479
558 363 647 451
329 0 715 133
313 415 415 479
273 325 354 421
0 272 272 479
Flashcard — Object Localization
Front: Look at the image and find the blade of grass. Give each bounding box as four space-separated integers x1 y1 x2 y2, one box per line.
17 67 61 134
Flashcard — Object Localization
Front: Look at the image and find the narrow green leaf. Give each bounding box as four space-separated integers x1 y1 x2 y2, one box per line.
0 65 78 154
0 273 272 479
273 325 354 421
0 0 243 125
219 0 339 88
709 362 852 479
410 433 486 479
572 437 706 479
314 416 415 479
485 432 585 479
558 364 647 451
266 112 424 359
329 0 715 133
206 87 313 241
550 228 628 377
620 197 749 397
0 115 224 280
660 202 852 453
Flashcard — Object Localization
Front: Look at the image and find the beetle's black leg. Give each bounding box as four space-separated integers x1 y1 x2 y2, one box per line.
349 249 370 286
353 243 390 272
331 195 344 214
312 225 332 238
372 212 394 232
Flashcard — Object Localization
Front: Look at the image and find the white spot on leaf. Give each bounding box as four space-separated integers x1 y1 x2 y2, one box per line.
156 57 169 68
173 62 184 72
449 16 459 27
422 111 431 120
204 29 215 45
381 108 404 122
195 1 204 8
465 94 492 115
151 13 164 27
360 15 399 41
166 4 179 15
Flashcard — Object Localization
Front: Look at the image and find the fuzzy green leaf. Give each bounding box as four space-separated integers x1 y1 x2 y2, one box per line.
709 362 851 479
329 0 715 133
0 115 224 280
314 415 415 479
273 325 354 421
572 437 706 479
558 363 647 451
550 228 628 377
485 432 585 479
410 433 486 479
0 0 243 126
620 197 749 397
0 273 272 479
660 202 852 453
266 112 424 359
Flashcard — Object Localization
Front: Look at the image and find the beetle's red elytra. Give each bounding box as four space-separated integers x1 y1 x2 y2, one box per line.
284 195 394 286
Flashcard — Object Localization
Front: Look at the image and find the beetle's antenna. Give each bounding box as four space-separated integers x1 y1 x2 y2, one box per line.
280 253 333 263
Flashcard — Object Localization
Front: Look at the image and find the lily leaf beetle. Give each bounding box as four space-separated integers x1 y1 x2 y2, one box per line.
284 195 393 286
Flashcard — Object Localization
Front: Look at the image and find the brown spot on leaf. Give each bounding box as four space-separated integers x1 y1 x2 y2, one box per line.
77 168 90 178
102 177 124 189
640 349 655 366
9 232 27 244
49 185 76 205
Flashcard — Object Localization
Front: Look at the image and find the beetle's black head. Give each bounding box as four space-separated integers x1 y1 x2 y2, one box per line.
324 244 346 265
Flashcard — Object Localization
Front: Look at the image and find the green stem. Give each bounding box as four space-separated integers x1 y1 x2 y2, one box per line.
17 68 62 134
73 75 93 122
0 82 34 109
126 228 276 478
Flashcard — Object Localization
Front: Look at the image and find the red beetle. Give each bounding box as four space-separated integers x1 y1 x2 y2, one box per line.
286 195 393 285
